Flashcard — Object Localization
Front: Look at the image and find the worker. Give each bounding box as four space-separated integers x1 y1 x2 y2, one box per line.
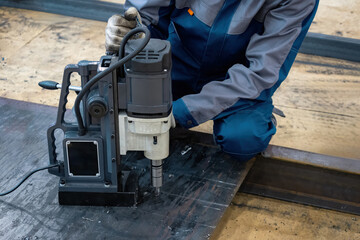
105 0 319 161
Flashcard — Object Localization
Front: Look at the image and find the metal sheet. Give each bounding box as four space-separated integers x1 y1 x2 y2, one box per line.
241 156 360 215
0 0 123 22
0 98 252 239
263 145 360 174
301 32 360 62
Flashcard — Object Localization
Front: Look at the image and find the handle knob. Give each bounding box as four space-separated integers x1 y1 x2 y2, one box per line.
38 81 59 90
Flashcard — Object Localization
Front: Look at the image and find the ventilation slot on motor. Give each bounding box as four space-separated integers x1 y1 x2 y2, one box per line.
135 50 160 61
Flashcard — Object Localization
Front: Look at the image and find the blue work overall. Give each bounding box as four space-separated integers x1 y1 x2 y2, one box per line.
128 0 319 160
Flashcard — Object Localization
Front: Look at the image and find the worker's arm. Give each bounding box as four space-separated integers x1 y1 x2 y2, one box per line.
125 0 174 39
173 0 318 128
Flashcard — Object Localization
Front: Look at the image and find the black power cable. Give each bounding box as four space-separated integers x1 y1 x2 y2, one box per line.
0 28 150 196
0 164 59 196
74 27 151 136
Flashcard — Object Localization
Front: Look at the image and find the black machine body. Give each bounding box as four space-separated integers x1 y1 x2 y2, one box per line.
46 38 172 206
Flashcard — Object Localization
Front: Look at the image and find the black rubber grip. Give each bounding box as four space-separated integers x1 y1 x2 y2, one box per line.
38 81 59 90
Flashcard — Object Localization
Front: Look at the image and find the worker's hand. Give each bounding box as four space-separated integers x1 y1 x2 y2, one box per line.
105 7 142 53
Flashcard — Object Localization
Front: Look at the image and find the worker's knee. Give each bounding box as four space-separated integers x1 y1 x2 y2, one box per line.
213 108 276 161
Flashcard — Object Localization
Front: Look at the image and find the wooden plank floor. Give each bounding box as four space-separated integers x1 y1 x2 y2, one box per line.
212 193 360 240
308 0 360 39
1 5 359 240
272 54 360 159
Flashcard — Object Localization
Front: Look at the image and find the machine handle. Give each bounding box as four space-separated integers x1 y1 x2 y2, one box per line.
46 65 80 176
39 80 82 92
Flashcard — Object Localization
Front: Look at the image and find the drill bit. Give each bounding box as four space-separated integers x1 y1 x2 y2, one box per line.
151 159 163 196
155 187 161 196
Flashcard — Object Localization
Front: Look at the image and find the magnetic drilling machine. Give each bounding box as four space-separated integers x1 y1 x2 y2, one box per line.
39 27 174 206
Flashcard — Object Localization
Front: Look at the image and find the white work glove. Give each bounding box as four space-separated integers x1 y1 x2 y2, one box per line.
105 7 143 53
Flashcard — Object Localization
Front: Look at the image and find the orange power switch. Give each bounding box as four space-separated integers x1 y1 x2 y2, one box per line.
188 8 194 16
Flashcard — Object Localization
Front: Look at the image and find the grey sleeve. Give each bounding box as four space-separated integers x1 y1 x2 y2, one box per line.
125 0 173 26
181 0 317 124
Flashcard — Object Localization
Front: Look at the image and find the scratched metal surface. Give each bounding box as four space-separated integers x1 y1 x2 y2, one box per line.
0 98 251 240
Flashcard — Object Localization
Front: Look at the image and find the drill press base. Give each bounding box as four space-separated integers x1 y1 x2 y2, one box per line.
58 170 139 206
59 191 137 206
